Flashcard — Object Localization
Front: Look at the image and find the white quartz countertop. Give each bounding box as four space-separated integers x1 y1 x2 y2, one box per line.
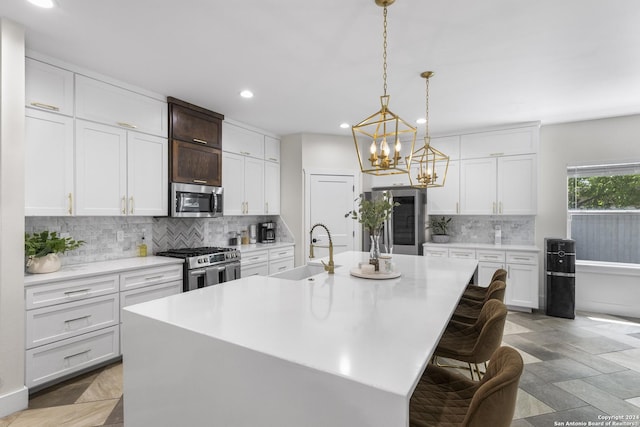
124 251 477 397
238 242 294 253
423 242 540 252
24 256 184 286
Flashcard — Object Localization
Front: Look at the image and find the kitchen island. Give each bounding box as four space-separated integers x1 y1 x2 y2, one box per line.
122 251 477 427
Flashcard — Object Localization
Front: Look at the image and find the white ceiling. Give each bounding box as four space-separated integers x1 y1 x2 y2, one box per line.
2 0 640 137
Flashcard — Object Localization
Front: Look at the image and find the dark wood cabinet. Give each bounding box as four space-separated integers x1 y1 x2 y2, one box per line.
168 97 224 185
171 139 222 186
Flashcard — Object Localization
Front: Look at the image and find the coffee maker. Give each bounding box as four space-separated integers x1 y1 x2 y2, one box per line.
258 222 276 243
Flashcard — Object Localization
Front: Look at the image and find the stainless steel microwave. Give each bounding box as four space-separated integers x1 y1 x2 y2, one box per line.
171 183 223 217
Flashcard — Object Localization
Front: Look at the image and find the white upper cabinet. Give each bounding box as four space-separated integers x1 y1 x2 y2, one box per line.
75 120 167 216
264 135 280 163
222 122 264 158
498 155 537 215
75 75 167 137
427 160 460 215
25 109 75 216
460 158 497 215
264 161 280 214
460 126 538 159
25 58 74 116
460 154 537 215
222 152 265 215
127 133 168 216
75 120 128 216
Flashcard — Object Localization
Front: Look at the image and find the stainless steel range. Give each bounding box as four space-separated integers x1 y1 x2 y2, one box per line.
157 247 241 292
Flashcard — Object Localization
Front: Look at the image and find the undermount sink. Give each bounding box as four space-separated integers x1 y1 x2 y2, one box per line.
270 264 339 281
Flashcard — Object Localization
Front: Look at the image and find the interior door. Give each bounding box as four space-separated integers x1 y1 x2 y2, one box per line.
307 173 356 261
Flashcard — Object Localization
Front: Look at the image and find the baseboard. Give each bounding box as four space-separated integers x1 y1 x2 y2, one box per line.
0 385 28 418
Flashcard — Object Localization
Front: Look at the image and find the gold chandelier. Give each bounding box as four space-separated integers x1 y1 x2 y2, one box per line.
408 71 449 188
352 0 416 176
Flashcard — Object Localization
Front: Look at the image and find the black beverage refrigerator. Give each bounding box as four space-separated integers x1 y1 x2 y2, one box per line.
545 238 576 319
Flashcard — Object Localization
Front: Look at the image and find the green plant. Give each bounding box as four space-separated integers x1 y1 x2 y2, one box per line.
428 216 452 235
346 191 399 234
25 231 85 258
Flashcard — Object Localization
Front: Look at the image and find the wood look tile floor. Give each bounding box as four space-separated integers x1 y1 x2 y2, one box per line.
2 311 639 426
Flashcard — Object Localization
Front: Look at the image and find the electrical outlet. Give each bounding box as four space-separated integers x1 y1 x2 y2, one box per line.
116 230 125 242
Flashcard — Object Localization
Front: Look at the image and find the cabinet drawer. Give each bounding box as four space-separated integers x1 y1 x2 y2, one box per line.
26 274 119 310
242 250 269 266
120 280 182 310
449 248 476 259
26 326 120 389
423 248 449 257
241 263 269 277
120 264 183 292
269 246 294 261
506 251 538 265
26 294 118 349
76 75 168 137
269 258 295 275
476 250 506 263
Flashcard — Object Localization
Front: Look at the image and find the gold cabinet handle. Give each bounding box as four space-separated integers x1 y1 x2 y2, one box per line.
192 179 207 184
116 122 137 129
30 102 60 111
240 151 251 156
265 202 269 213
68 193 73 215
121 197 126 214
456 202 459 214
130 196 134 214
493 202 497 214
499 201 503 214
192 138 207 145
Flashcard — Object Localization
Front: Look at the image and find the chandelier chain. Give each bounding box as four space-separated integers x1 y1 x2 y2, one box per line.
382 6 388 96
424 75 430 138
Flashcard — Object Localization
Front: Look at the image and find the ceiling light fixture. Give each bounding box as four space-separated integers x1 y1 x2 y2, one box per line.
351 0 416 176
240 90 254 99
408 71 449 188
340 123 350 129
26 0 56 8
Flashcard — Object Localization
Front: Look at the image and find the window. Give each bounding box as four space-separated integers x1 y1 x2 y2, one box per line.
567 162 640 264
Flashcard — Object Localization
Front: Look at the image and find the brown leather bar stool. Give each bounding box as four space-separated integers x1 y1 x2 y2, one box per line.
452 280 506 325
410 346 524 427
434 299 508 380
462 269 507 302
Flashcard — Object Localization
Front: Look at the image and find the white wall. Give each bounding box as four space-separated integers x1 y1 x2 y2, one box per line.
0 18 28 416
280 133 359 265
537 114 640 314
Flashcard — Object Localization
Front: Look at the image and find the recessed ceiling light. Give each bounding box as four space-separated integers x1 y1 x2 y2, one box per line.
26 0 56 8
339 123 350 129
416 118 427 124
240 90 253 99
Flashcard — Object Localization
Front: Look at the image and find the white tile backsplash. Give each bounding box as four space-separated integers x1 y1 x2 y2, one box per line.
430 215 535 245
25 215 295 266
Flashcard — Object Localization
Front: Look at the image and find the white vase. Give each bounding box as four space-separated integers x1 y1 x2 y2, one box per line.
26 253 61 274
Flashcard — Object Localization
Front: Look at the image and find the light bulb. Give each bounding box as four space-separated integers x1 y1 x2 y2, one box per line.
381 139 390 156
369 141 377 154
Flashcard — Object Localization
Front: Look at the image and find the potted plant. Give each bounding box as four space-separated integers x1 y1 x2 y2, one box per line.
346 191 398 269
428 216 452 243
25 231 85 274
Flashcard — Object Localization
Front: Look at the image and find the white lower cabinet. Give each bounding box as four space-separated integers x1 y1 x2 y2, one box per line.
25 261 184 390
423 244 539 309
505 251 538 308
268 245 295 275
26 326 120 389
241 250 270 277
241 245 296 277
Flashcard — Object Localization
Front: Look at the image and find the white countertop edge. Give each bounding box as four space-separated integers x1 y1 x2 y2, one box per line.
24 256 184 286
423 242 539 252
238 242 294 253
